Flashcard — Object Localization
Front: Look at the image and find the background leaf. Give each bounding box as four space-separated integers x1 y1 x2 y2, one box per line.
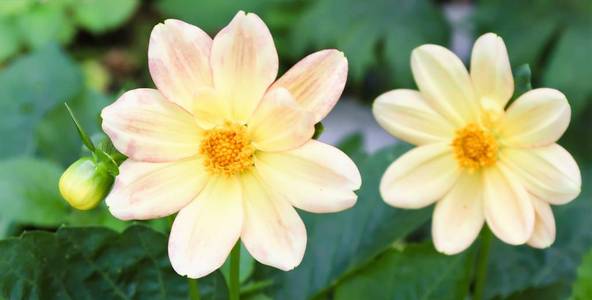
73 0 140 33
333 243 473 300
0 225 228 300
570 249 592 300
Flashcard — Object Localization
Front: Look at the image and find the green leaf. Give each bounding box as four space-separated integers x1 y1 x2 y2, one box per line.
0 158 70 228
17 1 76 49
0 44 83 159
292 0 449 85
485 170 592 299
0 225 228 299
571 249 592 300
73 0 140 33
0 18 21 62
543 23 592 115
333 243 473 300
265 143 432 299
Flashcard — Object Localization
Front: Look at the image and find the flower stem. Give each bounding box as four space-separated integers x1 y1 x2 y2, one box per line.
473 227 493 300
229 242 241 300
188 278 200 300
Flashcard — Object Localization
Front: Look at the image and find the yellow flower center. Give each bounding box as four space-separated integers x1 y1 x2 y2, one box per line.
452 123 498 171
200 122 255 176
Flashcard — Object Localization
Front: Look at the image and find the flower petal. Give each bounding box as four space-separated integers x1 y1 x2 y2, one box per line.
240 172 306 271
372 89 455 145
483 165 534 245
168 176 243 279
191 88 231 129
106 159 207 220
501 88 570 147
411 44 479 126
470 33 514 109
501 144 581 205
101 89 202 162
148 19 212 111
255 140 360 213
271 49 347 122
432 173 484 255
527 196 556 248
248 88 315 152
211 11 278 123
380 143 460 209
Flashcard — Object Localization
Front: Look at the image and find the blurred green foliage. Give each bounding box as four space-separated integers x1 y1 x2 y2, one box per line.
0 0 592 299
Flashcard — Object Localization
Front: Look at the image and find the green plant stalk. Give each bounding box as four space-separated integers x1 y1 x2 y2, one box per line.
473 227 493 300
230 242 241 300
188 278 200 300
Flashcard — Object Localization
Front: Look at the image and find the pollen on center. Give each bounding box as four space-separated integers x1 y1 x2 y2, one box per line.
452 123 498 171
200 121 255 176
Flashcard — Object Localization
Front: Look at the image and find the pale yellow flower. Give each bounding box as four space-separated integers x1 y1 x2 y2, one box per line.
101 12 360 278
373 33 581 255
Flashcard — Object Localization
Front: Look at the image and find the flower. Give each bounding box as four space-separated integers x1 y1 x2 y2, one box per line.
59 157 114 210
372 33 581 255
101 11 360 278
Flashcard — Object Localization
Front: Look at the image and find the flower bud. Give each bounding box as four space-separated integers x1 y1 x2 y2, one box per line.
59 157 114 210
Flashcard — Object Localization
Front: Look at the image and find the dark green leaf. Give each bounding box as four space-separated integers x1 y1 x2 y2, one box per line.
485 170 592 299
292 0 449 85
73 0 140 33
0 44 83 158
266 143 432 299
570 248 592 300
333 243 473 300
0 225 228 300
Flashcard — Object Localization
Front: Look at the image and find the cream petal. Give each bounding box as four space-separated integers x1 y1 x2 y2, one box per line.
101 89 202 162
240 172 306 271
211 11 278 123
271 49 347 122
501 144 581 205
148 19 212 111
380 143 460 209
168 176 243 279
248 88 315 152
255 140 360 213
483 165 534 245
106 159 207 220
411 44 479 126
501 88 570 147
432 173 484 255
527 196 556 248
372 89 455 145
470 33 514 109
191 88 231 129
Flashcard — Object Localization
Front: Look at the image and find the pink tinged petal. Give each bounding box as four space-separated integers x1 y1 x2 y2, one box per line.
372 89 456 145
148 19 213 111
271 49 347 123
240 172 306 271
527 196 556 248
101 89 202 162
248 88 315 152
106 159 207 220
483 165 534 245
501 144 581 205
168 176 243 279
211 11 279 123
501 88 571 147
380 143 460 209
411 44 479 126
255 140 361 213
432 173 484 255
470 33 514 109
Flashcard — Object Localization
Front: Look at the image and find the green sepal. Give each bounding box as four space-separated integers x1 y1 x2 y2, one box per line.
64 101 96 152
93 149 119 177
312 122 325 140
